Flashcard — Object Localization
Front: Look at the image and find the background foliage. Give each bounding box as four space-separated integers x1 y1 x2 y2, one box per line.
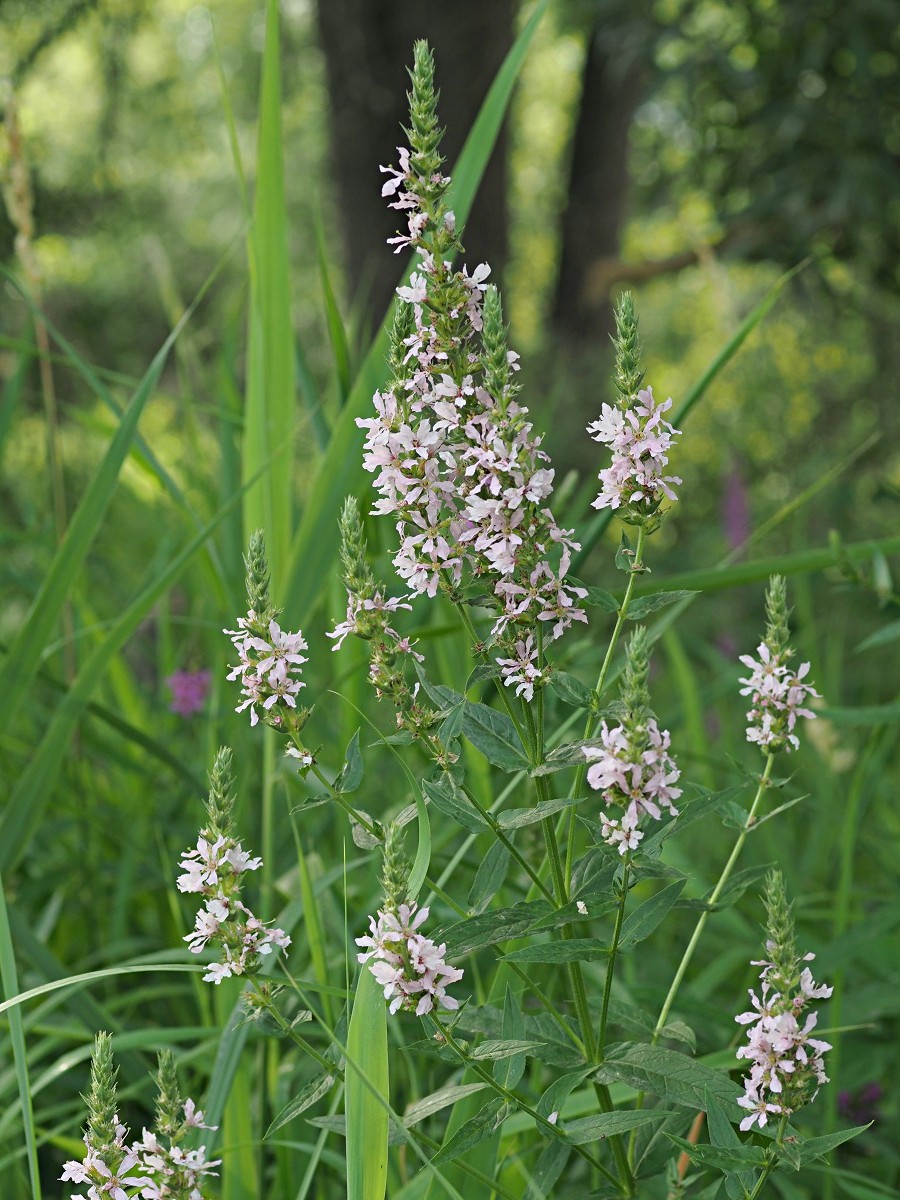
0 1 898 1198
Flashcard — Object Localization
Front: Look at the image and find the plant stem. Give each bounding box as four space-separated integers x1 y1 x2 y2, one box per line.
627 752 776 1166
597 859 631 1057
651 753 775 1039
746 1114 788 1200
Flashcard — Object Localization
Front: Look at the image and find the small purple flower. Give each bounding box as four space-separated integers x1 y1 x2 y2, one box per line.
166 670 211 716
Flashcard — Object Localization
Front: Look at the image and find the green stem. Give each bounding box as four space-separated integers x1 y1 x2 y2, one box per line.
460 778 555 902
627 753 775 1166
308 761 382 841
597 859 631 1057
652 753 775 1038
747 1114 788 1200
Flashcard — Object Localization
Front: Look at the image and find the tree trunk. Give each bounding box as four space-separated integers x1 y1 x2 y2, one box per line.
552 34 644 347
315 0 513 333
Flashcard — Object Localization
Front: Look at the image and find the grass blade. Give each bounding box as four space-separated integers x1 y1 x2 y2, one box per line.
242 0 295 588
0 876 41 1200
345 966 389 1200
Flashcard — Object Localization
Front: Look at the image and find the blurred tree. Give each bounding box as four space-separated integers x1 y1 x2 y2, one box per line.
315 0 514 332
555 0 900 340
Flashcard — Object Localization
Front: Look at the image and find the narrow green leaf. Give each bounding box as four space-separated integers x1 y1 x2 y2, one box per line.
0 875 41 1199
403 1084 487 1127
346 967 389 1200
665 1134 768 1172
470 1039 544 1062
337 729 364 793
407 791 431 903
0 485 244 872
619 879 686 949
461 702 529 770
855 619 900 654
794 1124 871 1163
626 590 700 619
502 939 608 964
0 312 180 730
469 842 511 911
423 776 489 835
563 1110 672 1144
498 796 582 830
432 1098 509 1164
243 0 295 587
631 535 900 600
547 671 595 709
265 1072 337 1138
440 899 553 957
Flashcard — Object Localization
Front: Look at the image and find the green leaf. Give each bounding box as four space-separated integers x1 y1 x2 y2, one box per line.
595 1044 743 1110
665 1134 768 1172
439 899 554 957
497 796 582 830
502 939 609 964
563 1110 673 1144
243 0 295 586
423 775 489 835
816 704 900 727
619 879 687 949
432 1097 509 1164
548 671 596 709
616 532 635 573
855 619 900 654
0 486 245 873
495 987 527 1090
793 1124 871 1163
346 966 389 1200
403 1084 487 1127
469 842 511 912
336 729 364 794
626 590 700 619
569 582 619 612
461 702 529 770
407 791 431 903
531 739 604 776
470 1038 544 1062
265 1072 337 1138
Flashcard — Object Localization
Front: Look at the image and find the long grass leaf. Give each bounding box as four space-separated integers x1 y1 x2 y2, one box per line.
242 0 295 588
345 966 389 1200
631 534 900 598
0 877 40 1200
283 2 547 622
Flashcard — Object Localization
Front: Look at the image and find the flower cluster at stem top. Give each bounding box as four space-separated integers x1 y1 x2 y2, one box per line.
356 901 464 1016
355 42 586 703
739 641 819 753
177 832 290 984
583 716 682 854
736 947 832 1131
224 612 308 729
60 1100 219 1200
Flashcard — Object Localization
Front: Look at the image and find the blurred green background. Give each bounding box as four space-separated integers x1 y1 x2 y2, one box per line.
1 1 899 1197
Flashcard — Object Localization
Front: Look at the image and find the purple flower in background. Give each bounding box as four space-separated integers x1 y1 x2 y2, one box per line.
166 670 211 716
722 458 750 553
838 1082 883 1127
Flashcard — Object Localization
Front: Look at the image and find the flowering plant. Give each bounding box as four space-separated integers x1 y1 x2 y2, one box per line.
52 37 872 1200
